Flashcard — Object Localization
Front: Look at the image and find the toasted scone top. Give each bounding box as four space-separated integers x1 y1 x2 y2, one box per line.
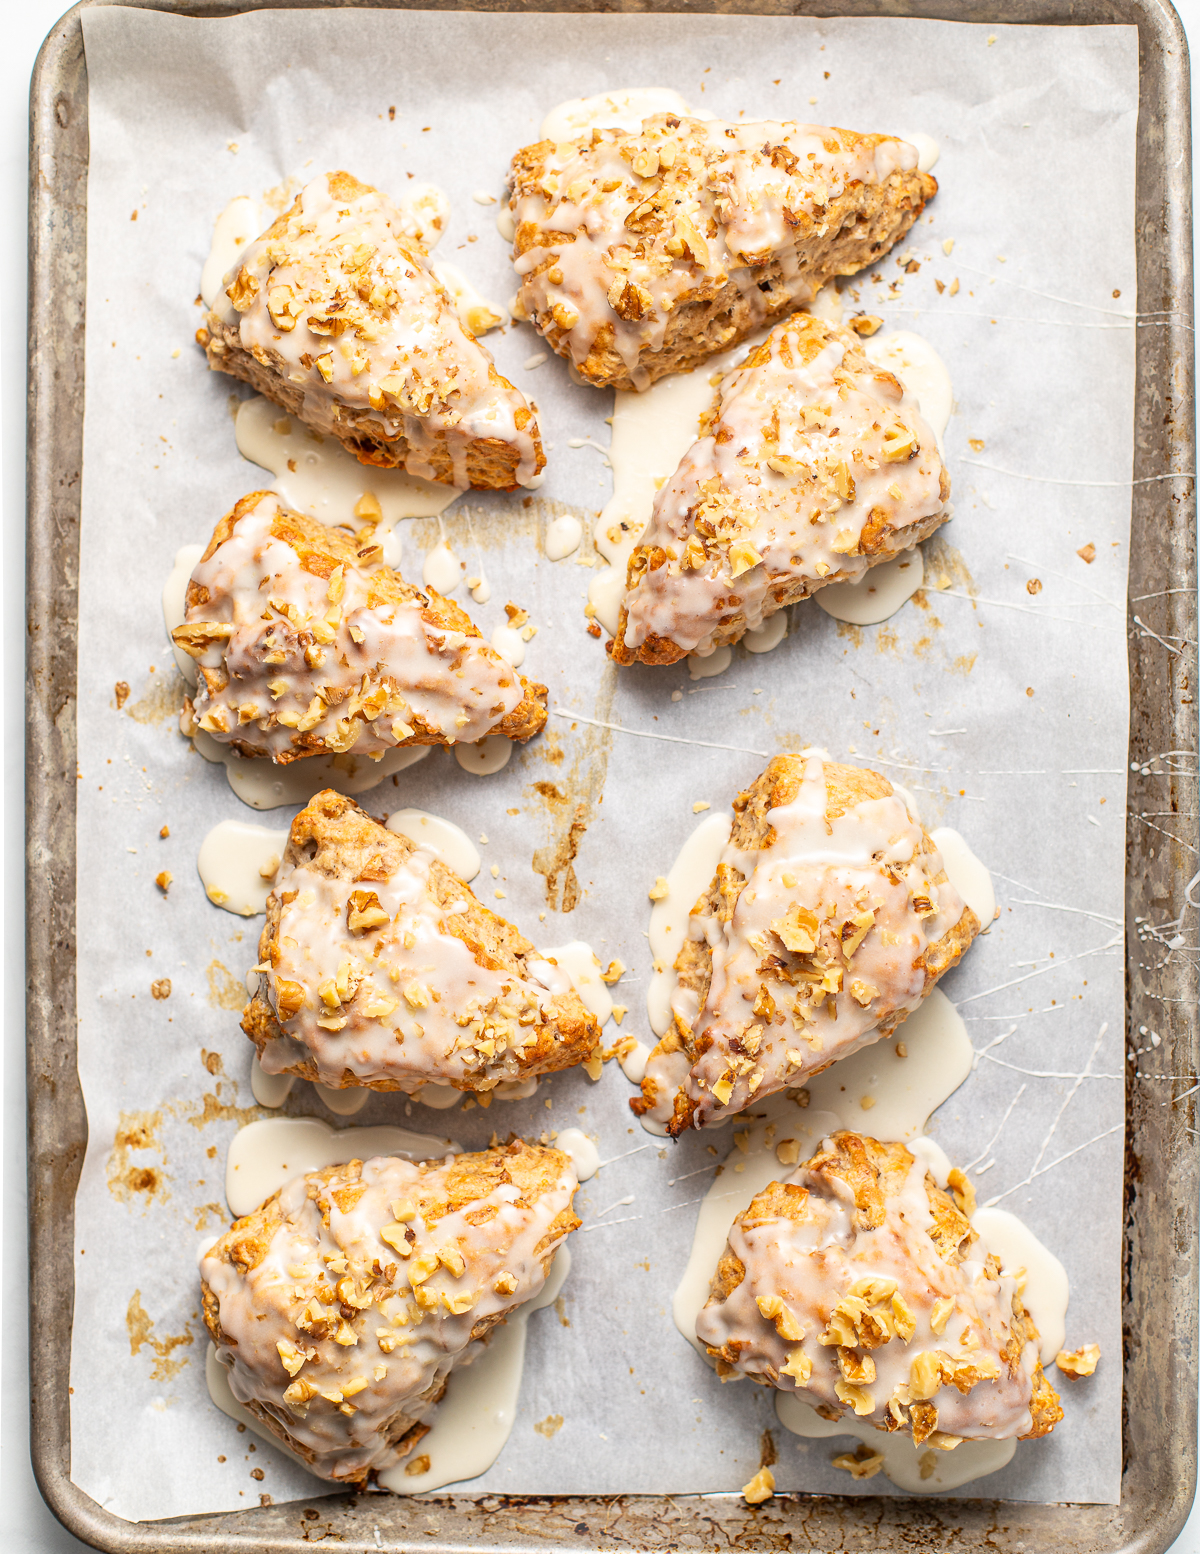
202 1142 580 1484
697 1133 1061 1446
509 116 920 383
217 171 541 487
618 314 949 659
253 791 595 1090
174 492 529 760
639 754 972 1130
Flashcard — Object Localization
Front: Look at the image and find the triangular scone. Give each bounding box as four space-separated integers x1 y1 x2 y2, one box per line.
632 755 979 1135
242 790 602 1092
508 116 935 391
173 492 546 763
201 1140 580 1485
200 171 544 490
697 1132 1063 1447
612 314 949 665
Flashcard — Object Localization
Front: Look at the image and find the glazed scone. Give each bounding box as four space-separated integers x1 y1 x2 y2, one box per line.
173 492 545 763
201 1140 580 1485
508 115 935 391
242 790 602 1092
697 1132 1063 1447
612 314 949 665
633 754 979 1134
199 171 544 489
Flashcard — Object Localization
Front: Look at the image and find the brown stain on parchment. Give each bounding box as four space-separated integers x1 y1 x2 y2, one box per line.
759 1428 778 1468
125 670 186 727
923 535 978 600
909 589 944 633
528 662 617 913
193 1201 228 1232
107 1109 169 1207
836 621 864 649
950 652 978 676
875 623 900 657
126 1290 194 1381
182 1088 267 1130
206 959 246 1011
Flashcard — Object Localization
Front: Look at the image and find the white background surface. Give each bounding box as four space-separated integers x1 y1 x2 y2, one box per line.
2 2 1196 1550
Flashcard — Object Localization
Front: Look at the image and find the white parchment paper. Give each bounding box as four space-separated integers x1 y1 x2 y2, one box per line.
70 6 1137 1520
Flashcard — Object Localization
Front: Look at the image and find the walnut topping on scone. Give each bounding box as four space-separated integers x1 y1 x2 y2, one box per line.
201 171 543 489
507 116 935 391
173 492 546 763
633 754 979 1134
242 791 601 1093
697 1133 1062 1448
201 1140 580 1485
611 314 950 664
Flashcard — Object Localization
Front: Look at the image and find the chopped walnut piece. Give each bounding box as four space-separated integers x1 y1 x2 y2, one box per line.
1077 543 1096 564
832 1445 885 1478
1055 1343 1100 1378
114 681 131 709
648 876 670 901
741 1466 775 1505
848 315 883 337
155 871 173 894
151 978 172 1001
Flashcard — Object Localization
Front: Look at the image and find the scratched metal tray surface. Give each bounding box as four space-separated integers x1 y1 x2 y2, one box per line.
25 0 1199 1548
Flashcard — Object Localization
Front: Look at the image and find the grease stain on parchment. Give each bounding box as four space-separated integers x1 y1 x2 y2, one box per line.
528 663 617 913
194 1201 228 1232
124 669 186 727
206 959 246 1011
126 1289 194 1381
107 1109 169 1208
923 534 978 600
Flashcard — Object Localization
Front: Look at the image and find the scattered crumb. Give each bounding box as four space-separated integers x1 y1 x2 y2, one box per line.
648 877 669 901
151 979 171 1001
159 825 169 839
775 1138 800 1166
534 1413 564 1438
1077 542 1096 564
155 871 172 894
860 1095 876 1110
832 1445 885 1480
114 681 131 709
943 238 955 256
405 1453 431 1475
1026 578 1042 595
693 800 711 813
1055 1344 1100 1378
849 314 882 337
968 438 985 452
895 1042 908 1058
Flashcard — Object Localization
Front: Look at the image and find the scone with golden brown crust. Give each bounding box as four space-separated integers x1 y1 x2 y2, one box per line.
174 491 546 764
698 1132 1062 1448
199 171 543 489
633 754 979 1134
243 790 601 1093
201 1140 580 1485
507 115 935 392
611 313 949 665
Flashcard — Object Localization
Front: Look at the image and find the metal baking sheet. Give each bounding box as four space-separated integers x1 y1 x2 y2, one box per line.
23 0 1193 1547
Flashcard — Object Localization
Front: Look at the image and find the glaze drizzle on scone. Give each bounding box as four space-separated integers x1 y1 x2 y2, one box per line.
242 791 601 1092
697 1133 1062 1446
202 171 543 488
201 1142 580 1485
633 755 979 1134
508 116 935 390
612 314 949 664
174 492 545 763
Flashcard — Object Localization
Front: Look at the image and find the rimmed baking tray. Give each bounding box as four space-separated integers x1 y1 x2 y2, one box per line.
26 0 1199 1548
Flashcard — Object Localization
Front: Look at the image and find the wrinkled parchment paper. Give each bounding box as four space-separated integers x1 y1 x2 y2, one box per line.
69 6 1137 1519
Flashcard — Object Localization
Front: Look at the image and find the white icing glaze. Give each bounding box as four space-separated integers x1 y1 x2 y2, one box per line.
211 173 539 488
253 803 597 1093
316 1083 371 1117
540 88 705 143
386 809 481 881
490 624 526 668
972 1209 1068 1365
806 280 844 326
618 1039 651 1085
554 1127 600 1182
775 1390 1016 1492
815 549 925 626
428 260 508 337
536 942 614 1025
619 315 949 658
639 754 970 1130
454 736 514 776
198 819 289 916
225 1116 458 1219
203 1139 577 1483
688 645 732 680
509 118 921 391
900 133 940 175
930 828 997 931
496 207 517 244
862 331 952 447
164 544 205 685
647 811 732 1038
423 540 464 594
236 395 457 530
251 1053 296 1109
743 612 789 654
201 196 262 309
544 514 583 561
192 728 430 811
175 492 526 759
414 1083 464 1111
